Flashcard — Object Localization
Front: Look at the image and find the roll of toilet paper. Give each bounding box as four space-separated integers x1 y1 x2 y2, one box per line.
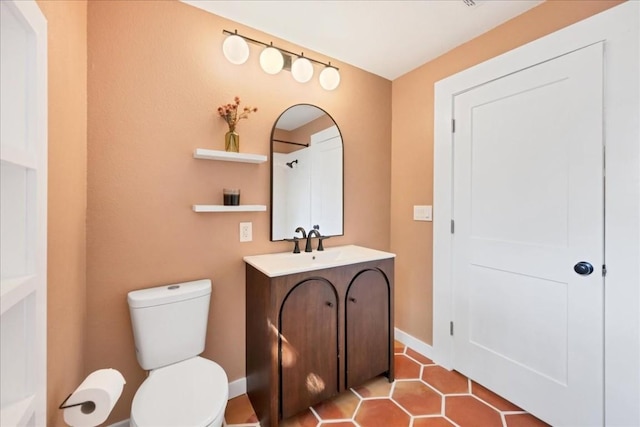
62 368 126 427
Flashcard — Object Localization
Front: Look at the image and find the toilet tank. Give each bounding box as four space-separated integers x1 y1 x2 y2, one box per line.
128 279 211 370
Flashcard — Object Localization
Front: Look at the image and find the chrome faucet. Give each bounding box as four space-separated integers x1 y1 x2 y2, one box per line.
305 229 321 252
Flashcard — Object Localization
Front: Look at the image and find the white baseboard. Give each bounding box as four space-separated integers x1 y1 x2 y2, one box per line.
228 376 247 399
394 327 434 360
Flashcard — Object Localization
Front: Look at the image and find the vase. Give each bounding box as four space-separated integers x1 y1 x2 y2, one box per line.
225 130 239 153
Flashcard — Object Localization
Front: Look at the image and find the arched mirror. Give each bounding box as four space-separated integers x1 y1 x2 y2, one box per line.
271 104 344 241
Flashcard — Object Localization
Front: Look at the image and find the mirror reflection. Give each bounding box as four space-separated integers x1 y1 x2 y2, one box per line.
271 104 343 241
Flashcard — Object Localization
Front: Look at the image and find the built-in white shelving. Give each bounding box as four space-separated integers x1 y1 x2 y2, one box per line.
0 276 36 315
0 395 35 427
193 205 267 213
0 145 37 169
193 148 267 164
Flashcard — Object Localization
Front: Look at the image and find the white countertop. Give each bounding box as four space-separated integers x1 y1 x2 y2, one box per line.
243 245 395 277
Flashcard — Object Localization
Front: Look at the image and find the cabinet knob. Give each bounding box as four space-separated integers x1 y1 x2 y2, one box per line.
349 297 357 303
325 301 334 308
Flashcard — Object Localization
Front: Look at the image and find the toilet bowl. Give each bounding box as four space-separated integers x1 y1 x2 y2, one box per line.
130 357 228 427
127 279 228 427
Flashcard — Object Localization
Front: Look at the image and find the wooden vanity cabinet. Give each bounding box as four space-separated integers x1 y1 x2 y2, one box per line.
280 278 339 418
245 258 394 427
345 269 391 389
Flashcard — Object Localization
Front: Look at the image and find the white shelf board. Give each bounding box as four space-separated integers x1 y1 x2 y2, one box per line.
0 146 37 169
193 149 267 164
1 394 35 427
1 275 36 315
193 205 267 213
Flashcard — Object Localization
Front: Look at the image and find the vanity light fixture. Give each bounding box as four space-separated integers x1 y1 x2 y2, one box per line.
291 55 314 83
222 29 340 90
319 65 341 91
259 43 284 75
222 32 249 65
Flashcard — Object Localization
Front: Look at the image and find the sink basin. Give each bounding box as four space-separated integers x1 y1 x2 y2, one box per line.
243 245 395 277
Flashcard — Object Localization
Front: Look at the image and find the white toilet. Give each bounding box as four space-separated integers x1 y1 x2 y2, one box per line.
127 279 228 427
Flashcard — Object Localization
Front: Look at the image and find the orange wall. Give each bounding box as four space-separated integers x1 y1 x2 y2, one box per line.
274 114 336 154
390 0 623 345
36 0 88 425
287 114 337 147
85 1 391 422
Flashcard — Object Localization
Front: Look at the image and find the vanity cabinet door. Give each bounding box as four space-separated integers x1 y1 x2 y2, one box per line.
279 278 339 419
345 268 391 388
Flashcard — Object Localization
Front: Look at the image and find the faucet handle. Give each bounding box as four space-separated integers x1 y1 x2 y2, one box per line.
317 236 331 251
285 238 301 253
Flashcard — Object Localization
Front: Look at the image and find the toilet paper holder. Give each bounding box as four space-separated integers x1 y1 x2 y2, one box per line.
58 393 95 412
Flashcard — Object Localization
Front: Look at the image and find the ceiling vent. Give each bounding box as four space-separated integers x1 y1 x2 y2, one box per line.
462 0 484 7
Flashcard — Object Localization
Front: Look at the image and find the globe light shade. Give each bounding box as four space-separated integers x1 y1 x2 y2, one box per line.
259 46 284 75
222 35 249 65
319 66 340 90
291 57 314 83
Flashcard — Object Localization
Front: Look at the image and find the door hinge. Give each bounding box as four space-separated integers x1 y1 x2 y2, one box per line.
450 220 455 234
450 321 454 336
452 119 456 133
602 264 607 277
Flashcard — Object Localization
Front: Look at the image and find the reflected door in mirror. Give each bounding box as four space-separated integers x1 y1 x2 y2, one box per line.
271 104 344 241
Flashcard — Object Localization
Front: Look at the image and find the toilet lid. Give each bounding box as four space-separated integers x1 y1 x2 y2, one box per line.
132 357 228 427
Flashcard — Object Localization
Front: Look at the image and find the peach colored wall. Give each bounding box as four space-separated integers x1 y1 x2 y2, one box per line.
390 0 624 346
36 0 88 425
86 1 391 422
288 114 337 145
272 130 305 154
274 114 336 154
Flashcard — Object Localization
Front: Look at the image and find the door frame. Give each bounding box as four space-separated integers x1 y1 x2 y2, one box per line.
432 2 639 426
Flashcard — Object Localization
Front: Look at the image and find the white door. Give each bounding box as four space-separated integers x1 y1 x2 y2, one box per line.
310 125 343 236
0 1 47 426
452 43 603 426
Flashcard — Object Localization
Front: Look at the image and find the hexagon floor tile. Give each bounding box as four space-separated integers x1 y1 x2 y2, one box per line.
224 342 550 427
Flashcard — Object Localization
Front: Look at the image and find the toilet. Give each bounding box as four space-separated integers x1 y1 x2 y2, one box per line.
127 279 228 427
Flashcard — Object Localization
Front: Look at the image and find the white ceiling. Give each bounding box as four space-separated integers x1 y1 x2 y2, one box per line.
275 105 326 131
181 0 544 80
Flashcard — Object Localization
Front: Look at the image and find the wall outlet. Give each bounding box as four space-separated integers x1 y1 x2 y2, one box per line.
240 222 252 242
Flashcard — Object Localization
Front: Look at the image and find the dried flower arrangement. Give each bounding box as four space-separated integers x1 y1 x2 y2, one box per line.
217 96 258 132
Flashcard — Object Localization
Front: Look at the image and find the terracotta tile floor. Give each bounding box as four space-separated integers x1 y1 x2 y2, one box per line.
224 342 550 427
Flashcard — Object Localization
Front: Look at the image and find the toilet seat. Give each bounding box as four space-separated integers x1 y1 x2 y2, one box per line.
131 356 228 427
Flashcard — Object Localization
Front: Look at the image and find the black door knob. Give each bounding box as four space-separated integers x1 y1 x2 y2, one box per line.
574 261 594 276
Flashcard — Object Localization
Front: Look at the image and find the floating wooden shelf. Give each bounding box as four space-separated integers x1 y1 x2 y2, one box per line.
193 149 267 164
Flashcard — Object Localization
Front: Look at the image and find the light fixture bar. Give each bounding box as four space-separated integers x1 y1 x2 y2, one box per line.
222 29 339 70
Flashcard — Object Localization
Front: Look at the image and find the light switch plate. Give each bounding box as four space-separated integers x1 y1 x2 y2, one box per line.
413 205 432 221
